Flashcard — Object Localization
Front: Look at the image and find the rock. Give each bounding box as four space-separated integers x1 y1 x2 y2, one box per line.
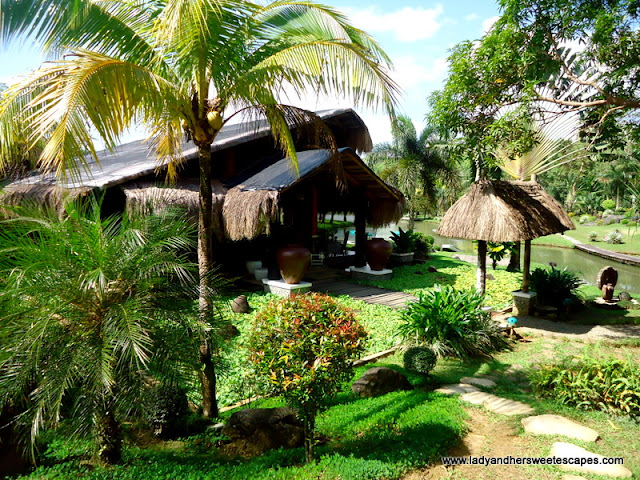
231 295 250 313
486 273 495 281
460 392 534 415
434 383 480 395
561 476 589 480
222 407 304 454
220 324 240 339
460 377 496 388
522 414 599 442
427 266 438 273
549 442 632 478
619 291 632 301
352 367 413 397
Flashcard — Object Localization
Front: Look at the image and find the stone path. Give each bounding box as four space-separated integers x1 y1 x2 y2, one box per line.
435 375 633 478
497 313 640 340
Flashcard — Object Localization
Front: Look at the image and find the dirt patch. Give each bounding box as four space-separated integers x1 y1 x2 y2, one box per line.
404 407 555 480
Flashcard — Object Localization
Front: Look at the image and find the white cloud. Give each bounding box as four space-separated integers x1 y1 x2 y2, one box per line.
391 56 448 89
348 5 443 42
481 15 500 34
465 13 479 21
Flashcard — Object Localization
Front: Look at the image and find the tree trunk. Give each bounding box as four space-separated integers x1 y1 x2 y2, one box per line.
302 412 316 463
197 143 218 419
476 240 487 294
507 241 521 271
522 240 532 293
95 407 122 465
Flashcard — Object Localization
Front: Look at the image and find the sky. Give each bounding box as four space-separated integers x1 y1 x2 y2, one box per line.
0 0 501 147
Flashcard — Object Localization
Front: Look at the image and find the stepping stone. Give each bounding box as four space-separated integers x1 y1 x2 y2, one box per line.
522 414 599 442
434 383 480 395
549 442 632 478
460 376 497 388
562 476 589 480
460 392 534 415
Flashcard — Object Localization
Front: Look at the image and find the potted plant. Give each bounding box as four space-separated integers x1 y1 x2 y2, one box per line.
389 228 416 264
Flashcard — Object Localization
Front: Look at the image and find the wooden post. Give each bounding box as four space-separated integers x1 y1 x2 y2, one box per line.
476 240 487 294
354 196 367 267
522 239 532 293
311 186 318 236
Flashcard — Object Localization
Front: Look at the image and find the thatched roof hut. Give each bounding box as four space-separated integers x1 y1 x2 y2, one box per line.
437 179 574 242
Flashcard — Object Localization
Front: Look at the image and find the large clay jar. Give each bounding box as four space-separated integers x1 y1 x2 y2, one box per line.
276 245 311 284
366 238 392 271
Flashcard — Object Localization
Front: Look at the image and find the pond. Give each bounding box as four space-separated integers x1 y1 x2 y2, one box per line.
398 220 640 295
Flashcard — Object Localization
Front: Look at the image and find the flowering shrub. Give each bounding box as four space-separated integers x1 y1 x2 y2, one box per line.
248 293 367 462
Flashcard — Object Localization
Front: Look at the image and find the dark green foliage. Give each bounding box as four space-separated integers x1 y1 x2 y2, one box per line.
530 357 640 418
0 199 203 462
146 384 190 439
398 285 510 360
403 346 437 375
412 233 434 258
389 227 416 253
530 266 583 309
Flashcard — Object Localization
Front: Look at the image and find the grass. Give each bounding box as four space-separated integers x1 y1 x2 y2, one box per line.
531 233 575 248
350 252 522 309
20 361 467 480
568 221 640 254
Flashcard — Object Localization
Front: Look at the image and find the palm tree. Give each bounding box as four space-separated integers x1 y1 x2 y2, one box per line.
365 116 457 228
0 0 398 418
0 200 200 463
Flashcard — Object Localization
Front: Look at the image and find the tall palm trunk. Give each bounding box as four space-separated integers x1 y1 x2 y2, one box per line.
197 142 218 419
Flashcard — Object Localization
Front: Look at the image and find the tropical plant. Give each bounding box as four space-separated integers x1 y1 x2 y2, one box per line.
389 227 416 254
588 231 598 241
403 346 437 376
365 116 458 228
486 242 515 270
530 356 640 418
601 199 616 211
412 233 434 259
604 230 624 244
247 293 367 463
398 285 509 360
529 266 582 309
0 200 202 464
0 0 398 418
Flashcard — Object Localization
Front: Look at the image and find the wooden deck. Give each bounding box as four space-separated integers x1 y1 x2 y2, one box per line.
312 277 415 309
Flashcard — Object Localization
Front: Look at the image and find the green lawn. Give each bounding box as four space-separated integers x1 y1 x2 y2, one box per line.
351 252 522 309
531 233 575 248
568 221 640 255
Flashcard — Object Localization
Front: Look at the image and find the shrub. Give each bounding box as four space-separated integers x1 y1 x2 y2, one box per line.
530 266 582 309
604 230 624 244
486 242 515 269
568 211 575 217
621 219 629 225
403 346 437 375
601 199 616 211
248 293 367 462
530 357 640 418
146 383 190 439
398 285 509 360
578 214 591 224
602 208 615 217
412 233 434 258
588 231 597 241
389 227 416 253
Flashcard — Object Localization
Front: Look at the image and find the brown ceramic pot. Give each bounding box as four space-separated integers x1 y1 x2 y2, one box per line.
366 238 392 271
276 245 311 284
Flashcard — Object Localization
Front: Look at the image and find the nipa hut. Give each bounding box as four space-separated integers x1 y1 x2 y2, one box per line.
437 179 574 296
1 108 404 269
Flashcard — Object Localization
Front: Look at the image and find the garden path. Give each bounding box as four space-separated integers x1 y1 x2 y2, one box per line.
311 278 415 309
496 314 640 340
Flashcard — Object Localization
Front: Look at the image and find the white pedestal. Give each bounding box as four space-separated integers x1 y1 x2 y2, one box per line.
348 265 393 281
262 278 312 297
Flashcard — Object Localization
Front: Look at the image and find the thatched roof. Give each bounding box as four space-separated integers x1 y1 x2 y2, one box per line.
0 182 92 217
437 179 574 242
223 148 404 240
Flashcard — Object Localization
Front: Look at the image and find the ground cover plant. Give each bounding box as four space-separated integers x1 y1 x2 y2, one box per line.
248 293 367 462
398 285 510 359
350 252 521 308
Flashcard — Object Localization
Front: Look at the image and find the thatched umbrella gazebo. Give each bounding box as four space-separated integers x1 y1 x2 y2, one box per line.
437 179 574 307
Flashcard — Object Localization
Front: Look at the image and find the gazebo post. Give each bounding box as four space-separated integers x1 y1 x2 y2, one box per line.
522 239 531 293
354 196 367 268
476 240 487 294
